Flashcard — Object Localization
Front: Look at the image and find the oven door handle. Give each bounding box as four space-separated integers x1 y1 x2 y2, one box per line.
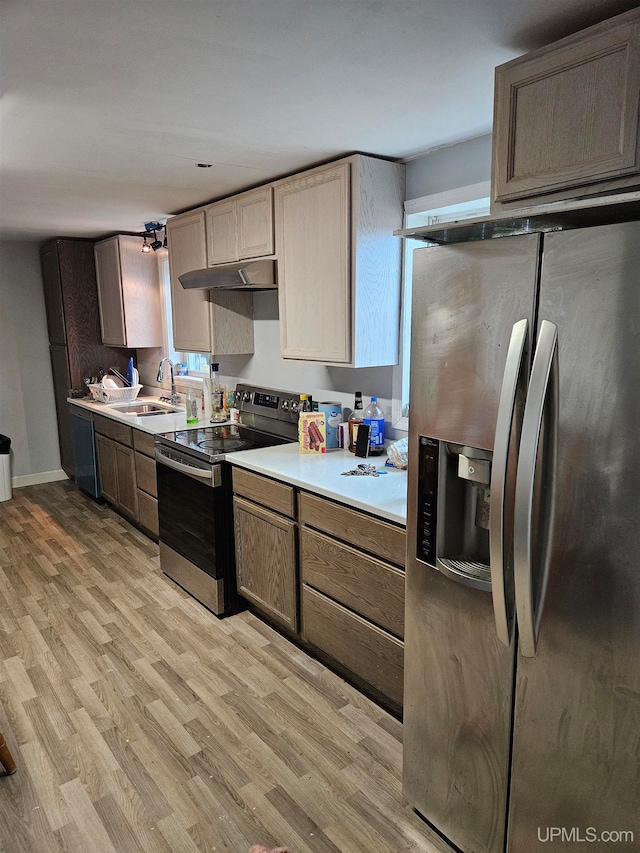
154 447 221 486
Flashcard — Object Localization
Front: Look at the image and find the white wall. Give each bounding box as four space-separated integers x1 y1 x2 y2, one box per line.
214 291 401 436
0 240 63 486
406 133 492 199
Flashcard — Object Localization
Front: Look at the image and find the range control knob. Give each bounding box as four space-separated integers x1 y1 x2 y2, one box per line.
290 400 299 413
281 400 289 411
242 391 251 402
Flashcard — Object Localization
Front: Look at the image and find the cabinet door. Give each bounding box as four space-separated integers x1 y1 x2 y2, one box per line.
233 496 298 632
115 444 138 521
94 238 127 346
166 210 211 353
95 434 117 505
492 11 640 204
117 235 163 348
205 200 238 265
237 186 274 259
276 163 351 362
40 243 66 345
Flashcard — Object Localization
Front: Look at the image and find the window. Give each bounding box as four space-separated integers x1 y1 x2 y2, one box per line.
392 182 491 430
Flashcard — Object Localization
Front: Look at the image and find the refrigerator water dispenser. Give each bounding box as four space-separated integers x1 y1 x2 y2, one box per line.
417 437 492 590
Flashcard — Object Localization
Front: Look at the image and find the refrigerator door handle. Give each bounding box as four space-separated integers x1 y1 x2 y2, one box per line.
514 319 558 657
490 318 528 647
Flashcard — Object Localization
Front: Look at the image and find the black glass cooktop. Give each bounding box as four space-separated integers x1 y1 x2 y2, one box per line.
157 423 292 463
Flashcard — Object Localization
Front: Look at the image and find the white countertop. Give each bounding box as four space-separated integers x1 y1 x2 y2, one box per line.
229 443 407 527
68 395 408 526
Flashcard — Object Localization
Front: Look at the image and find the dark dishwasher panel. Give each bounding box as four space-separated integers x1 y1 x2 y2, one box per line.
71 410 100 498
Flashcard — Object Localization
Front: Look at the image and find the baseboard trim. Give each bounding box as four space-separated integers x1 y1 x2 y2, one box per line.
13 469 68 488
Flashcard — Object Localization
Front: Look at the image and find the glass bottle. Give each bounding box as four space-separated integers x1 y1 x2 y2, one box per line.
363 396 385 455
210 362 226 422
299 393 312 412
348 391 364 453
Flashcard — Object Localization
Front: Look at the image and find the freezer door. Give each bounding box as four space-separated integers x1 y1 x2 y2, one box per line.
408 234 539 450
404 235 539 853
508 221 640 851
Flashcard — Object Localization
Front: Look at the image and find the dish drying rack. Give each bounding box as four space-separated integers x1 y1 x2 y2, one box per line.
87 384 143 404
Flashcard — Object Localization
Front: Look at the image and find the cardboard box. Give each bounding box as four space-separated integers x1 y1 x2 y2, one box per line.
298 413 326 453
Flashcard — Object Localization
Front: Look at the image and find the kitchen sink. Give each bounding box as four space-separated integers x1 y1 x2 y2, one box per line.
112 403 182 416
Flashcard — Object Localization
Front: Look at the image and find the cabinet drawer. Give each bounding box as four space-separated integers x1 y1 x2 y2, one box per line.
135 452 157 498
233 468 295 519
301 528 404 638
94 415 133 447
302 585 403 709
137 490 158 537
299 492 406 567
133 429 156 459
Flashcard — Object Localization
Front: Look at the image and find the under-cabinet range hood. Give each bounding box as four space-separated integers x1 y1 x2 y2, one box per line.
178 259 277 291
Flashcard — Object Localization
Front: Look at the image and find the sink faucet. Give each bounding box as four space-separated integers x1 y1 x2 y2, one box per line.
156 357 181 406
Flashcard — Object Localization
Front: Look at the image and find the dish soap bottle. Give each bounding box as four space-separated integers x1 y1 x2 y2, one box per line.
363 396 385 455
348 391 364 453
186 387 199 424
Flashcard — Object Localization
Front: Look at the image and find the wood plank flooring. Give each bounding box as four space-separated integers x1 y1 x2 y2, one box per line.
0 481 447 853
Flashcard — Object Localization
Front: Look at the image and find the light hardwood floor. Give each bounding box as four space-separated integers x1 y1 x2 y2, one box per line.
0 481 447 853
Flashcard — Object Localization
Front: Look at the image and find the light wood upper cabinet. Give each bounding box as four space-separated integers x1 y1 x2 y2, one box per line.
166 208 255 356
166 209 211 353
205 185 274 265
275 154 405 367
492 8 640 209
94 235 162 348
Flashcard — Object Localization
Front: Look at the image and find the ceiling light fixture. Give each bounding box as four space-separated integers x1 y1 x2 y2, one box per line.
139 221 167 252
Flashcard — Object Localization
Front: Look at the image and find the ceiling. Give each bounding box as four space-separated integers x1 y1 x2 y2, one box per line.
1 0 638 243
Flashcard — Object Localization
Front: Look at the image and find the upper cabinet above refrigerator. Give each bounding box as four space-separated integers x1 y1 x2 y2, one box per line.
491 6 640 211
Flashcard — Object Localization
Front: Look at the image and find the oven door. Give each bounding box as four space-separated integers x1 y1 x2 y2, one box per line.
154 445 235 609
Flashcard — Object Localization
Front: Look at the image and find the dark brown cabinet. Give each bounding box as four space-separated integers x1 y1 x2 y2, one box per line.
39 239 135 477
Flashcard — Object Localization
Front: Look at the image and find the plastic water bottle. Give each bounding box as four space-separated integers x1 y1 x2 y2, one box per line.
186 387 199 424
363 396 385 455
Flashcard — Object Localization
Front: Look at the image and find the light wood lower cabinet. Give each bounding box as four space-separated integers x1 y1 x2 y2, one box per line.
95 433 117 505
233 469 298 632
299 491 406 711
95 429 137 521
234 497 297 632
302 585 404 709
94 415 157 535
133 429 158 537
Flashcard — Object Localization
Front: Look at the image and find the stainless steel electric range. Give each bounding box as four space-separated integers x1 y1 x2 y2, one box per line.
154 384 304 616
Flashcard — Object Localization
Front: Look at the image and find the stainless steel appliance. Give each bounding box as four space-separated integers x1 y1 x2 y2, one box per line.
154 384 302 616
403 212 640 852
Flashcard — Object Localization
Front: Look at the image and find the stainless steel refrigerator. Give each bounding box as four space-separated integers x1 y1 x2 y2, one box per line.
403 218 640 853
